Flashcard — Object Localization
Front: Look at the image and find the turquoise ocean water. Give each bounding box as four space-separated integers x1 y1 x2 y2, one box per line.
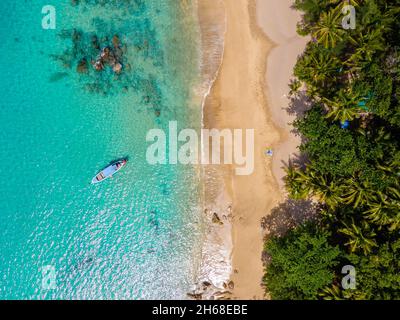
0 0 203 299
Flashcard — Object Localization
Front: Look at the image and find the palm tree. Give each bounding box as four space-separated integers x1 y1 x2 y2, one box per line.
376 159 400 175
285 165 311 200
346 28 385 67
325 104 361 123
311 7 346 48
320 284 345 300
296 165 344 208
365 188 400 231
364 202 393 228
329 0 361 6
323 89 365 122
339 220 378 255
307 50 339 84
285 165 344 208
307 171 343 209
387 213 400 232
341 179 376 208
320 283 367 300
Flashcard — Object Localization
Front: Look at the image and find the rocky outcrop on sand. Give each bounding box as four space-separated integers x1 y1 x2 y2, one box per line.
187 280 235 300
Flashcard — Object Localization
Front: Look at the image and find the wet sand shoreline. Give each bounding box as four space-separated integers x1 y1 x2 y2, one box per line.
197 0 308 299
202 0 278 299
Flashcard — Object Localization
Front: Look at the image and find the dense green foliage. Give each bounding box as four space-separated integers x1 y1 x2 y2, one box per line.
264 224 340 300
345 239 400 299
264 0 400 300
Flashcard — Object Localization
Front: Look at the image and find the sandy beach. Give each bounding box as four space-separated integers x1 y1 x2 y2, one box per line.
202 0 308 299
257 0 310 190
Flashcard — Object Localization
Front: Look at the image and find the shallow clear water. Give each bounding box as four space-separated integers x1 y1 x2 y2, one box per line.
0 0 203 299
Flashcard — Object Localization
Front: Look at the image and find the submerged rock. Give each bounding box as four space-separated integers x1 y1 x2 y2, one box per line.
91 35 100 50
57 29 126 78
113 62 122 74
112 35 120 48
121 44 128 54
72 29 82 44
49 72 69 82
77 58 88 73
124 63 131 71
53 7 161 96
92 59 104 71
101 46 111 59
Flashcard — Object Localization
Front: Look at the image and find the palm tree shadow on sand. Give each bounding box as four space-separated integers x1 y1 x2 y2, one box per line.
278 89 313 172
286 90 312 119
261 87 317 263
286 89 313 146
261 199 318 239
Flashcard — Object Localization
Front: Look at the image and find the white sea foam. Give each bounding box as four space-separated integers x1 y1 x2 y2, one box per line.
188 0 233 299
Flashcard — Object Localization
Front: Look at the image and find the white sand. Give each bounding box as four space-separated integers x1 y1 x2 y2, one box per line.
200 0 309 299
257 0 310 190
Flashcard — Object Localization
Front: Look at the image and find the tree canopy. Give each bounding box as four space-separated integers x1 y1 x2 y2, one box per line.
264 224 340 300
264 0 400 300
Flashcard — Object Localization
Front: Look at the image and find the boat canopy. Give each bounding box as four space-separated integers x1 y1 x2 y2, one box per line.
103 164 118 177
